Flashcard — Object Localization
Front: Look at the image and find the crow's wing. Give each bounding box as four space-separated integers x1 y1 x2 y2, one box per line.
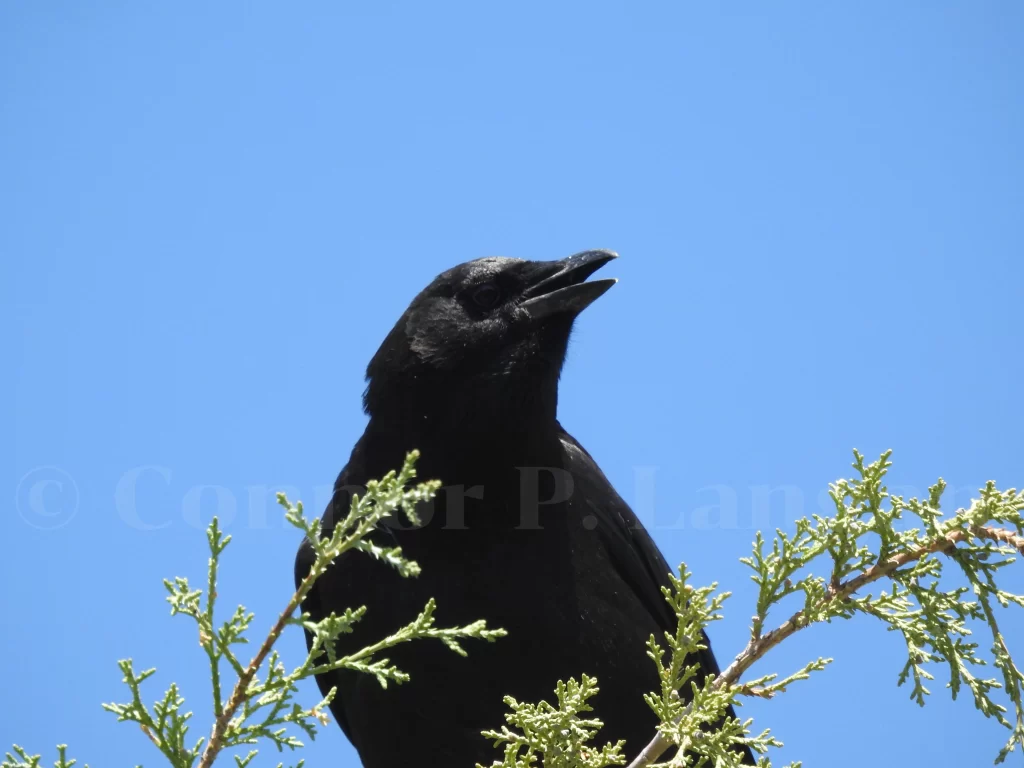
558 427 728 684
559 429 756 763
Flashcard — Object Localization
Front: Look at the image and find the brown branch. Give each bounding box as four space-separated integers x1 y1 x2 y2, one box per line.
195 499 385 767
732 684 775 700
195 567 318 768
625 524 1020 768
139 724 161 749
973 524 1024 556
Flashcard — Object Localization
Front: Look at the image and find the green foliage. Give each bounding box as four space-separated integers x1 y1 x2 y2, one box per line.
737 450 1024 764
2 746 82 768
642 571 784 767
480 451 1024 768
6 450 1023 767
287 454 505 692
6 451 504 768
478 676 626 768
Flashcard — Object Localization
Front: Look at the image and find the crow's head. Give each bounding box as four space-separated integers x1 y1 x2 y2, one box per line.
363 250 617 420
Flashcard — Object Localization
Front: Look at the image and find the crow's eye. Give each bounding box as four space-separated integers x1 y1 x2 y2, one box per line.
471 283 502 309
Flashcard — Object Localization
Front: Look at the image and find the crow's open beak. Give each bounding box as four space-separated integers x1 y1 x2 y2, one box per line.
519 250 618 322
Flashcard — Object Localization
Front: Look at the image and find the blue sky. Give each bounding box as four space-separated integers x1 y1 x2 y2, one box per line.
3 2 1022 766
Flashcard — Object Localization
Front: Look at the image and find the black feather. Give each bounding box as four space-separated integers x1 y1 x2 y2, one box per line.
295 252 754 765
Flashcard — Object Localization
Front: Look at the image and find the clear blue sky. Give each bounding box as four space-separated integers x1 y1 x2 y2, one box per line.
3 3 1022 766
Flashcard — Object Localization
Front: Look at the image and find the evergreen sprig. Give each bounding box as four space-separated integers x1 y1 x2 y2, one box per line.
2 746 82 768
478 676 627 768
478 451 1023 768
620 450 1024 767
5 451 504 768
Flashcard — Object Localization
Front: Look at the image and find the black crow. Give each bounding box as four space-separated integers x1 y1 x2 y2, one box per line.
295 250 752 766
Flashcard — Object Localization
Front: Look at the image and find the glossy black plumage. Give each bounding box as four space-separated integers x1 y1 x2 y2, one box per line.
295 252 752 766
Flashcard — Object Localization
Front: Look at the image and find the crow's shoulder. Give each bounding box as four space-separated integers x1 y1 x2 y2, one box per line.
557 426 724 680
